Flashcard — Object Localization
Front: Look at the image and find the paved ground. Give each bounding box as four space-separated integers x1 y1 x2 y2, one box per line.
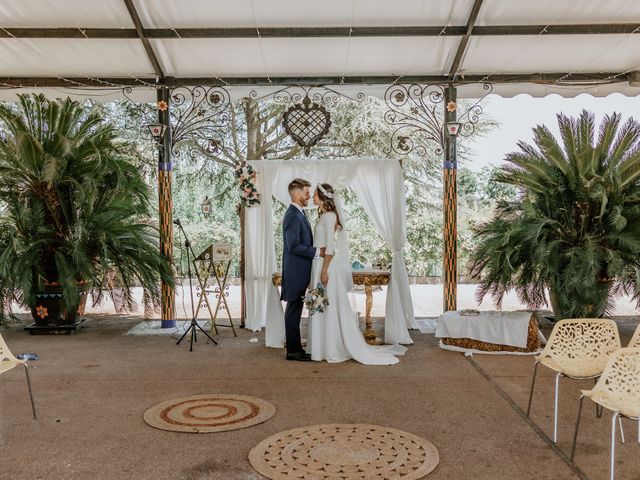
1 313 638 480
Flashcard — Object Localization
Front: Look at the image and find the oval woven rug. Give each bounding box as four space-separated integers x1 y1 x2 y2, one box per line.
143 394 275 433
249 424 439 479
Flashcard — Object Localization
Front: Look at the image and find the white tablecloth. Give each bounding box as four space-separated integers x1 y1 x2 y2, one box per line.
435 310 533 349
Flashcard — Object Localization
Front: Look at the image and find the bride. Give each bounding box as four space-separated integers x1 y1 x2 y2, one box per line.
306 183 407 365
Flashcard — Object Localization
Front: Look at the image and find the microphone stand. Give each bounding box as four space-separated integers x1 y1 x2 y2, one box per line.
174 219 218 351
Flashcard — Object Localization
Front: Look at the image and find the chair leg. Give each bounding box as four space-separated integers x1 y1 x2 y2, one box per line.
526 362 539 417
22 363 36 420
594 378 603 418
611 413 619 480
571 395 585 462
618 416 625 444
553 371 561 443
637 419 639 444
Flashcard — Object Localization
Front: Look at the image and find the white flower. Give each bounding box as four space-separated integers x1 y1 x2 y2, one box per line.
304 282 330 314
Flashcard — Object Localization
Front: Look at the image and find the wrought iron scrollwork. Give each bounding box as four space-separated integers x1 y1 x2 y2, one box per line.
457 83 493 138
384 84 446 157
250 85 365 157
250 85 364 107
121 85 232 161
121 86 157 142
383 83 493 156
169 86 231 157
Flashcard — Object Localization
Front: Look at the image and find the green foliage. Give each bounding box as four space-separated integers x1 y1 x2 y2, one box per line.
0 94 173 321
458 165 517 206
98 96 497 279
169 162 240 276
469 111 640 319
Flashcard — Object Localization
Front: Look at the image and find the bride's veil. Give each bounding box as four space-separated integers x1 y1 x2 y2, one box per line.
334 193 354 291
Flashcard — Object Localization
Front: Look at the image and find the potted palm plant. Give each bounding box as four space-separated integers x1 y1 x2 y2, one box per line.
469 111 640 320
0 94 173 329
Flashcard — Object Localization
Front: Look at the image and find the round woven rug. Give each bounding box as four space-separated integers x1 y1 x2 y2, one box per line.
143 394 275 433
249 424 439 479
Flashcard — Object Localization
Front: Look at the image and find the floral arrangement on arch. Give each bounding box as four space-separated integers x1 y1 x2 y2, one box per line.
235 161 261 207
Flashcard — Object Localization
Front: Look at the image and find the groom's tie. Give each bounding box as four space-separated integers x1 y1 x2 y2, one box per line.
301 209 311 230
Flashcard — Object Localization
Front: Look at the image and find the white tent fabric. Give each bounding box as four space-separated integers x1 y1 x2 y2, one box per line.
2 0 640 101
245 158 414 347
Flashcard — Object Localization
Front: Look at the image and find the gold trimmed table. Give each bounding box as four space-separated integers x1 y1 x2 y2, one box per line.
272 269 390 345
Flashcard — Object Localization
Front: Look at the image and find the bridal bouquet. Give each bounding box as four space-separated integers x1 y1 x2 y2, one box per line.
304 282 329 315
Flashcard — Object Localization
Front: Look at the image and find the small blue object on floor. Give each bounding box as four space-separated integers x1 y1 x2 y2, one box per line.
16 353 38 361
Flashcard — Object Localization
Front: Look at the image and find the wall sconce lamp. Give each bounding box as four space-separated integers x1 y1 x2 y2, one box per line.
445 121 462 137
147 124 167 140
200 195 212 219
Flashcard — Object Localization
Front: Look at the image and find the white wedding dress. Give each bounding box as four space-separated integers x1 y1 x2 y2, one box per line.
306 211 407 364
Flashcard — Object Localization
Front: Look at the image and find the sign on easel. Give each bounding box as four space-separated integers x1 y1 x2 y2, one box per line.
194 243 237 337
210 243 232 261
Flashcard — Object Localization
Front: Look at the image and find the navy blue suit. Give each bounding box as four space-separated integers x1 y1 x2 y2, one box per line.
282 204 315 354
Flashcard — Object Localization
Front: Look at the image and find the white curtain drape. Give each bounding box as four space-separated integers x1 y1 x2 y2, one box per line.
245 161 285 347
351 164 417 344
245 158 415 346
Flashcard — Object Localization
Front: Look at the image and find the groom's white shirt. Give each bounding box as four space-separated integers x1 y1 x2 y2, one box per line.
290 202 319 258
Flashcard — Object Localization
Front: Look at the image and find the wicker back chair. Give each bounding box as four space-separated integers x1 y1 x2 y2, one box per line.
0 333 37 419
526 318 620 442
571 348 640 480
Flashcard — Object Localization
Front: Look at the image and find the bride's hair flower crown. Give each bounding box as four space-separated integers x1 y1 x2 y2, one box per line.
317 183 334 199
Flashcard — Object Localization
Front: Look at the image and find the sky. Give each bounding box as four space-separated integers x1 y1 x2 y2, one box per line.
465 93 640 172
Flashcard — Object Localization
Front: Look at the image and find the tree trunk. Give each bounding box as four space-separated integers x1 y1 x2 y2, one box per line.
243 98 260 161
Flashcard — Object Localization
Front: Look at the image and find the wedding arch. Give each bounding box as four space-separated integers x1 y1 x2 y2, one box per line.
244 158 417 348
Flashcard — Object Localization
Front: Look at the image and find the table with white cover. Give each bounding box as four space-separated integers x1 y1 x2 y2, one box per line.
436 310 545 354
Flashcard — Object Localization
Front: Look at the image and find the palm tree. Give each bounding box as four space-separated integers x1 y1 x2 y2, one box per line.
0 94 173 325
469 110 640 320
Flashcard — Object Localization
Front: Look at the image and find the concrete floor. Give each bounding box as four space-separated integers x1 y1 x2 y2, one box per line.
1 314 639 480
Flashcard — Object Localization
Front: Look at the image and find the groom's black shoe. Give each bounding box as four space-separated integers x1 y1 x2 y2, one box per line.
286 352 312 362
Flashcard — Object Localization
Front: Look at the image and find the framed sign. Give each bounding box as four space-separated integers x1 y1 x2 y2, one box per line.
211 243 232 261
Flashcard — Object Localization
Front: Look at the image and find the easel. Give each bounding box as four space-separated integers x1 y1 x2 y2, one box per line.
194 244 237 337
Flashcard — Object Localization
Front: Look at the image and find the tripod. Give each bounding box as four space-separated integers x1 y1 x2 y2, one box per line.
174 219 218 351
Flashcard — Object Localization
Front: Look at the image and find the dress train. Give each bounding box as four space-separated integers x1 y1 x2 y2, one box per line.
306 257 407 365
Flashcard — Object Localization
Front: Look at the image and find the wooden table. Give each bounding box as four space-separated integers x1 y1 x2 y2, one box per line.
272 270 390 345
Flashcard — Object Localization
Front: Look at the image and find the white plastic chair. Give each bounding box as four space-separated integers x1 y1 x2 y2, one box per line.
627 324 640 442
571 348 640 480
629 323 640 348
0 332 37 419
526 318 620 442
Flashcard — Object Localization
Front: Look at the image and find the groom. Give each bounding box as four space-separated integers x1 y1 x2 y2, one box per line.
281 178 318 362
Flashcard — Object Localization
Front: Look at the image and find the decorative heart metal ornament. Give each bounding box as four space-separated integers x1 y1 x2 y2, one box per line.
282 96 331 156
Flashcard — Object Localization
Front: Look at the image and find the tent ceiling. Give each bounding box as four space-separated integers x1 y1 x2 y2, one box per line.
1 0 640 101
